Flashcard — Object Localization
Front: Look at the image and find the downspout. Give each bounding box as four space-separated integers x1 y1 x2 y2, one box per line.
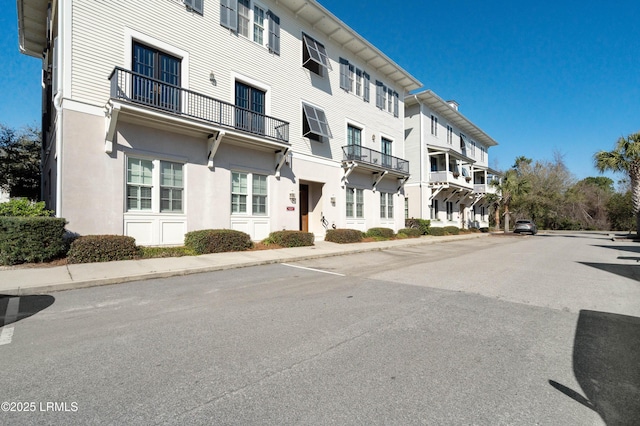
53 87 62 217
416 95 424 219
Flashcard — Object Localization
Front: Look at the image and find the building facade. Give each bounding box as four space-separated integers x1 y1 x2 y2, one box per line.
18 0 421 245
404 90 500 229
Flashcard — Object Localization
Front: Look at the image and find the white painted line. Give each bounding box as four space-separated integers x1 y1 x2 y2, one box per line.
0 297 20 346
281 263 345 276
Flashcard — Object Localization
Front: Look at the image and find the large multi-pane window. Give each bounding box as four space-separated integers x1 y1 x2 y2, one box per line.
381 137 392 167
235 81 265 134
232 172 268 215
346 124 362 160
127 158 153 211
160 162 183 212
132 43 181 111
220 0 280 53
346 187 364 218
380 193 394 219
127 157 183 213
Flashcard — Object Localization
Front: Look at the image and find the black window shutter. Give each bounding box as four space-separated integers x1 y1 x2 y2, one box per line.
339 58 350 91
267 11 280 55
363 72 370 102
220 0 238 31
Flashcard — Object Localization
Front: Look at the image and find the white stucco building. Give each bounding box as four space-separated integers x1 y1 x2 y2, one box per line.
18 0 421 245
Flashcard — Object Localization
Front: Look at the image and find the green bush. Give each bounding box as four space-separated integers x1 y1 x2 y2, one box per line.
365 227 395 240
139 246 196 258
443 226 460 235
184 229 253 254
264 230 314 247
430 227 445 236
325 228 363 244
67 235 140 264
0 198 54 217
405 218 431 235
0 217 67 265
397 228 421 238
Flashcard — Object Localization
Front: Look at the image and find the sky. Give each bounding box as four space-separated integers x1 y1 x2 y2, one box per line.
2 0 639 182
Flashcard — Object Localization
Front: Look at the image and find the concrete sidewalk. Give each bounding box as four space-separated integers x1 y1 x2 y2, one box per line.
0 233 489 295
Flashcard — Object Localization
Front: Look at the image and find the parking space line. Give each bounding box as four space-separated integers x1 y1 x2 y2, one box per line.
0 297 19 346
281 263 345 276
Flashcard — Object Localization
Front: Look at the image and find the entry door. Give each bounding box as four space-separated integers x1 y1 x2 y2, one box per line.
300 184 309 232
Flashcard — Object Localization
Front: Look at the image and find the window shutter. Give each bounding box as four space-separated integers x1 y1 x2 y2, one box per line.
220 0 238 31
339 58 350 91
267 11 280 55
375 81 383 109
185 0 203 14
363 72 370 102
393 91 399 117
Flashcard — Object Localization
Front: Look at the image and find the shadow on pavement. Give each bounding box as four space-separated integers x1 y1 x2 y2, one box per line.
579 262 640 282
0 294 55 327
594 245 640 254
550 310 640 425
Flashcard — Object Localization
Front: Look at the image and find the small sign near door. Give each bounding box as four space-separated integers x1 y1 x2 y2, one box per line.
287 206 295 211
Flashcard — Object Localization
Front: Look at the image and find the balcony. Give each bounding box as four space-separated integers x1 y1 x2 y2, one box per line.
342 145 409 175
108 67 289 143
429 170 474 189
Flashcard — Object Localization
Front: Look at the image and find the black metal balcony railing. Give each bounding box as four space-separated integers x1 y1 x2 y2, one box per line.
109 67 289 143
342 145 409 174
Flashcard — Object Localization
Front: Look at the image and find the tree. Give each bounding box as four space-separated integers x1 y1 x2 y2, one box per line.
606 191 635 232
594 131 640 233
491 157 531 232
0 125 42 200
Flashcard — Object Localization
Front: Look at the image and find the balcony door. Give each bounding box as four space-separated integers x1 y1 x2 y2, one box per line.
235 82 265 135
346 125 362 160
132 42 181 111
381 137 392 168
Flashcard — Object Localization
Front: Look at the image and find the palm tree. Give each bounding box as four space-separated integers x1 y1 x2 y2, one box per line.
594 131 640 233
490 166 531 232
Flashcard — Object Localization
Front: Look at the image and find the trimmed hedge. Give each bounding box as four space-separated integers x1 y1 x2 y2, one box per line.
443 226 460 235
430 227 445 236
365 227 395 240
0 217 67 265
397 228 421 238
265 230 314 247
325 228 363 244
184 229 253 254
67 235 140 264
405 218 431 235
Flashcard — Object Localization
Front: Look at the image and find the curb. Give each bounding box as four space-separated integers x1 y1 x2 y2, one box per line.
1 233 489 295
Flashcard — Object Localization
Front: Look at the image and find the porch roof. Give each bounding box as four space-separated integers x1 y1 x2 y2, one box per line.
427 145 476 165
17 0 49 58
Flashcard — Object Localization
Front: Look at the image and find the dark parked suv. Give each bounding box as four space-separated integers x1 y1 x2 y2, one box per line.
513 220 538 235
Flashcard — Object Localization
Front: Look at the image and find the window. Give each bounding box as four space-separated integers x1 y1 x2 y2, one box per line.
232 172 268 215
446 201 454 221
302 103 332 141
220 0 280 54
303 33 331 76
235 81 265 134
127 157 183 213
447 125 453 144
132 42 181 111
160 161 183 212
346 125 362 159
375 81 398 115
481 206 486 220
380 193 394 219
431 114 438 136
480 146 486 161
346 187 364 218
184 0 203 14
404 197 409 220
460 134 467 153
340 59 369 102
381 137 392 167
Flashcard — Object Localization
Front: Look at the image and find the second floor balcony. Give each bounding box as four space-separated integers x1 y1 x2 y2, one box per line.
108 67 289 143
342 145 409 176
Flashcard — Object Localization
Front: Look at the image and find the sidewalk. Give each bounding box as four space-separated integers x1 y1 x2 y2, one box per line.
0 233 489 295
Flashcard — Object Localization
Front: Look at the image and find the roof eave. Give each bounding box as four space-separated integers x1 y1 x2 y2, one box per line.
17 0 49 58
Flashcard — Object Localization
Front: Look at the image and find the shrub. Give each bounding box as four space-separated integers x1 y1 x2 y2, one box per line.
67 235 140 264
469 227 481 233
479 227 490 233
0 198 54 217
0 217 67 265
429 227 445 236
325 228 363 244
443 226 460 235
184 229 253 254
140 246 196 258
264 230 314 247
397 228 421 238
365 227 395 240
405 218 431 235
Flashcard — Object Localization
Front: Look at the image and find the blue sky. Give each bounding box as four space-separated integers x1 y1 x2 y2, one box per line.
2 0 639 182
